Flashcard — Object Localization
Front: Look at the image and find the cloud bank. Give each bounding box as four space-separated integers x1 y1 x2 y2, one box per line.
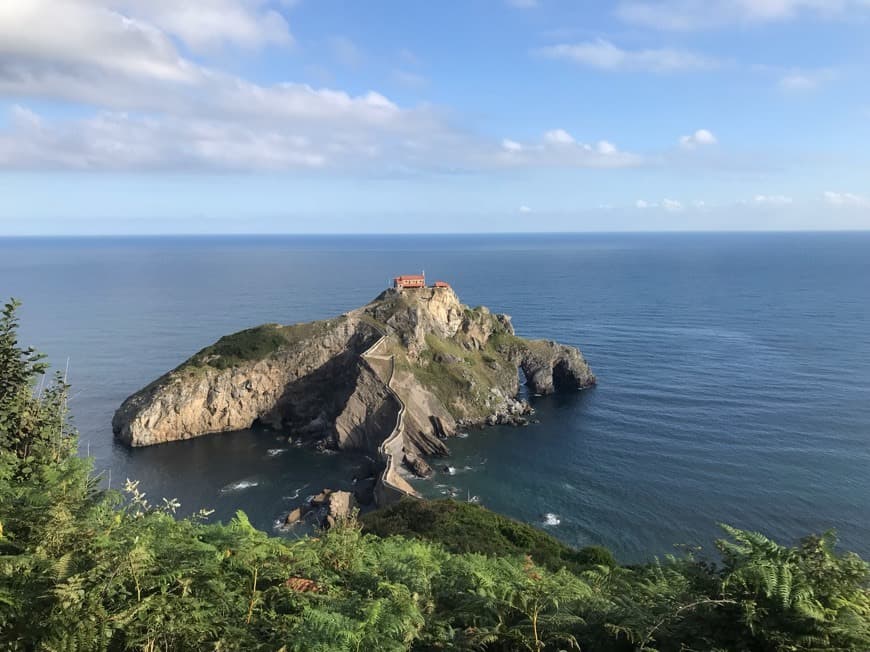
0 0 655 173
536 39 720 73
615 0 864 31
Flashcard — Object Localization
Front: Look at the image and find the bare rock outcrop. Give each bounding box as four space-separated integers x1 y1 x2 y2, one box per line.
332 361 399 451
112 316 377 447
284 489 357 529
403 451 434 478
519 341 597 395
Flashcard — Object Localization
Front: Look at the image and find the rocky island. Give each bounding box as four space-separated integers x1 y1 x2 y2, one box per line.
113 283 595 507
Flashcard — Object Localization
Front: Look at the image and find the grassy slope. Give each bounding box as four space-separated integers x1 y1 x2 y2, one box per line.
394 308 519 420
178 318 344 372
362 499 615 574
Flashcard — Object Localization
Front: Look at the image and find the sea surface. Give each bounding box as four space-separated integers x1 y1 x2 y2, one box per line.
1 233 868 562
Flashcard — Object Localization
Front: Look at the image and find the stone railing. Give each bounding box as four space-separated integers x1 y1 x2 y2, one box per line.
360 333 420 506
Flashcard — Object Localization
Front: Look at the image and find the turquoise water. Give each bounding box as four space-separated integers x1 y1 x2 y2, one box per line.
1 233 868 562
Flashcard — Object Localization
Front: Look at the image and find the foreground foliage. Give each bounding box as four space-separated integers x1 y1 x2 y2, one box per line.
1 299 868 651
362 498 616 574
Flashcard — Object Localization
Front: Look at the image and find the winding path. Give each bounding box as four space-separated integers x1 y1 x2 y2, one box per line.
360 333 420 505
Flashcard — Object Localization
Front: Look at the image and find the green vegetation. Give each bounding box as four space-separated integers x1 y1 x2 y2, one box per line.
365 290 524 419
399 333 518 420
362 499 615 574
2 298 869 651
182 319 342 371
486 331 553 362
357 312 389 333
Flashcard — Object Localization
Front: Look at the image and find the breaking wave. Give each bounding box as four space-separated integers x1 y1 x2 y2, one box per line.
221 479 259 493
542 513 561 526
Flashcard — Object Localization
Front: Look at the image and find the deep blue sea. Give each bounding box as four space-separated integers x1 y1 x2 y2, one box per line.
1 233 868 562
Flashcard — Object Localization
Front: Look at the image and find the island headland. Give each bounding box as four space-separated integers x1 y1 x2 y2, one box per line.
113 278 595 508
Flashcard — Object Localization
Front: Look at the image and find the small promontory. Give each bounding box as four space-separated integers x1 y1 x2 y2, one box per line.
113 285 595 502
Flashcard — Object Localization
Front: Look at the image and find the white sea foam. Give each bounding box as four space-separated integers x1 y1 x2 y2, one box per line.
446 466 457 476
457 432 469 438
221 479 259 493
543 513 561 526
267 448 287 457
284 484 309 500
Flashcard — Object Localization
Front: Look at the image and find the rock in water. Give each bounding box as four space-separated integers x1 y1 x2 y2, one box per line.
284 506 307 525
324 490 356 528
404 452 434 478
310 490 333 507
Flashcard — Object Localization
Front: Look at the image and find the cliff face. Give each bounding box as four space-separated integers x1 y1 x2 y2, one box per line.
112 317 380 447
113 288 595 482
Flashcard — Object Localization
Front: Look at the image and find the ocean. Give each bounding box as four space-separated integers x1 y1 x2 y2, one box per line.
1 232 868 562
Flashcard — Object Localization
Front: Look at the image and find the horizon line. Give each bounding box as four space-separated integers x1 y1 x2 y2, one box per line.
3 228 870 238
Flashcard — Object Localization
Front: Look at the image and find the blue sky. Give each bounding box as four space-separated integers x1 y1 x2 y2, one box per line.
1 0 869 234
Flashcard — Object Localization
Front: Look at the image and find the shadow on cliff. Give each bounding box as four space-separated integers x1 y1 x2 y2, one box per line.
256 328 382 447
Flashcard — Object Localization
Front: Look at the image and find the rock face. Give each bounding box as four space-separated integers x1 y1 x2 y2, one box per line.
284 489 357 529
114 286 595 504
403 452 433 478
112 317 378 447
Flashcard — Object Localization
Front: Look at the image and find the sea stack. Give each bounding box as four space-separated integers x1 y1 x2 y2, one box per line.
113 282 595 504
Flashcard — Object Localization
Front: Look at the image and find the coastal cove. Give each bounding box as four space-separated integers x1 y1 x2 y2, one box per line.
2 232 868 563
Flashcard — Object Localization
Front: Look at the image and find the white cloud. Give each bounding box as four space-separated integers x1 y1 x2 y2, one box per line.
679 129 717 149
518 205 533 213
0 0 461 171
544 129 575 145
778 74 817 91
498 130 642 169
616 0 861 31
636 198 694 210
0 2 196 89
778 69 837 92
537 39 720 72
120 0 292 52
596 140 617 155
0 0 292 62
754 194 793 205
0 0 650 173
824 191 870 207
0 107 333 170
